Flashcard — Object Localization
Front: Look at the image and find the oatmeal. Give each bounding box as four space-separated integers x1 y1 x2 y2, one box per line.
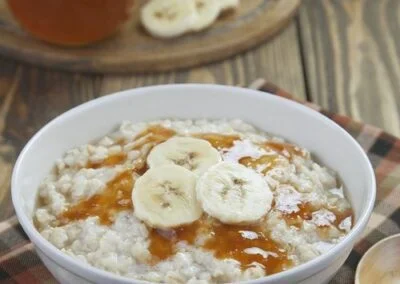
35 119 353 283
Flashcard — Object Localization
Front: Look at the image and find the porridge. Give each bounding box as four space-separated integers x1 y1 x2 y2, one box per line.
34 119 353 283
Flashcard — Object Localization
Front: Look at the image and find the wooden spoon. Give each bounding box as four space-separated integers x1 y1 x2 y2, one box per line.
356 233 400 284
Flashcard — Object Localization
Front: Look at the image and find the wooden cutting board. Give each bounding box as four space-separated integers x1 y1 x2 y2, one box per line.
0 0 300 73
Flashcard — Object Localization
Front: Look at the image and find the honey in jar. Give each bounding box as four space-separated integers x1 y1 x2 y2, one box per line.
7 0 133 46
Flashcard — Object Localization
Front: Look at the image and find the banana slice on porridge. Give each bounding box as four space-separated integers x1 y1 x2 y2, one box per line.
196 161 273 224
147 136 222 175
140 0 197 38
132 165 202 229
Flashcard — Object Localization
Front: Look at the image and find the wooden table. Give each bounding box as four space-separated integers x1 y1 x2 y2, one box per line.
0 0 399 221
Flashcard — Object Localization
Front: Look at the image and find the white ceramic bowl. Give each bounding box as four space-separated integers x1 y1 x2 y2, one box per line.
12 84 376 284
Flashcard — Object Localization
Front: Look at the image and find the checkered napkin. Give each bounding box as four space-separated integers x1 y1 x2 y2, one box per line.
1 81 399 283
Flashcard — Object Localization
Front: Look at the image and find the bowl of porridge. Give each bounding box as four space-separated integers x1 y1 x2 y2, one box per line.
12 84 375 284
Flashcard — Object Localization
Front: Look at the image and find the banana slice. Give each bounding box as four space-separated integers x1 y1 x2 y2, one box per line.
147 137 222 175
219 0 240 11
196 162 273 224
191 0 221 31
132 165 202 229
140 0 197 38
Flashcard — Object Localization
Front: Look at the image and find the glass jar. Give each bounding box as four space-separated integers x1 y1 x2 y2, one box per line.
7 0 134 46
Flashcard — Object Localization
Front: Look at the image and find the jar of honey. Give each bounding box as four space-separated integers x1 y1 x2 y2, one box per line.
7 0 134 46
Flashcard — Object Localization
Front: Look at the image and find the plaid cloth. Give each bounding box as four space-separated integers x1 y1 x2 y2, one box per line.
1 80 399 284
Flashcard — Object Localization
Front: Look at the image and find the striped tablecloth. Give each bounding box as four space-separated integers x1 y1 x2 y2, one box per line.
1 81 399 283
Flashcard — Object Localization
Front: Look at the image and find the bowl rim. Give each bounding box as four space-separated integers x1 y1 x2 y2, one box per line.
12 84 376 283
355 233 400 284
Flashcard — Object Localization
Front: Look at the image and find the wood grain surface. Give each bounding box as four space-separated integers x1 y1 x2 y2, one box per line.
298 0 400 136
0 21 305 221
0 0 300 73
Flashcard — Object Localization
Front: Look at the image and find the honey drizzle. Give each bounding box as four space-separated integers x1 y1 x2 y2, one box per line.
261 142 305 160
282 203 314 228
281 202 353 231
133 125 176 150
86 153 127 169
239 155 279 174
194 133 240 149
59 171 134 225
203 222 290 273
148 218 290 274
149 220 204 262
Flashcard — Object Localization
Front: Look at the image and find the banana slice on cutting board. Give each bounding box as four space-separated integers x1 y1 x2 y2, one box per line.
147 137 222 175
140 0 198 38
219 0 240 11
196 162 273 224
191 0 222 31
132 165 202 229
